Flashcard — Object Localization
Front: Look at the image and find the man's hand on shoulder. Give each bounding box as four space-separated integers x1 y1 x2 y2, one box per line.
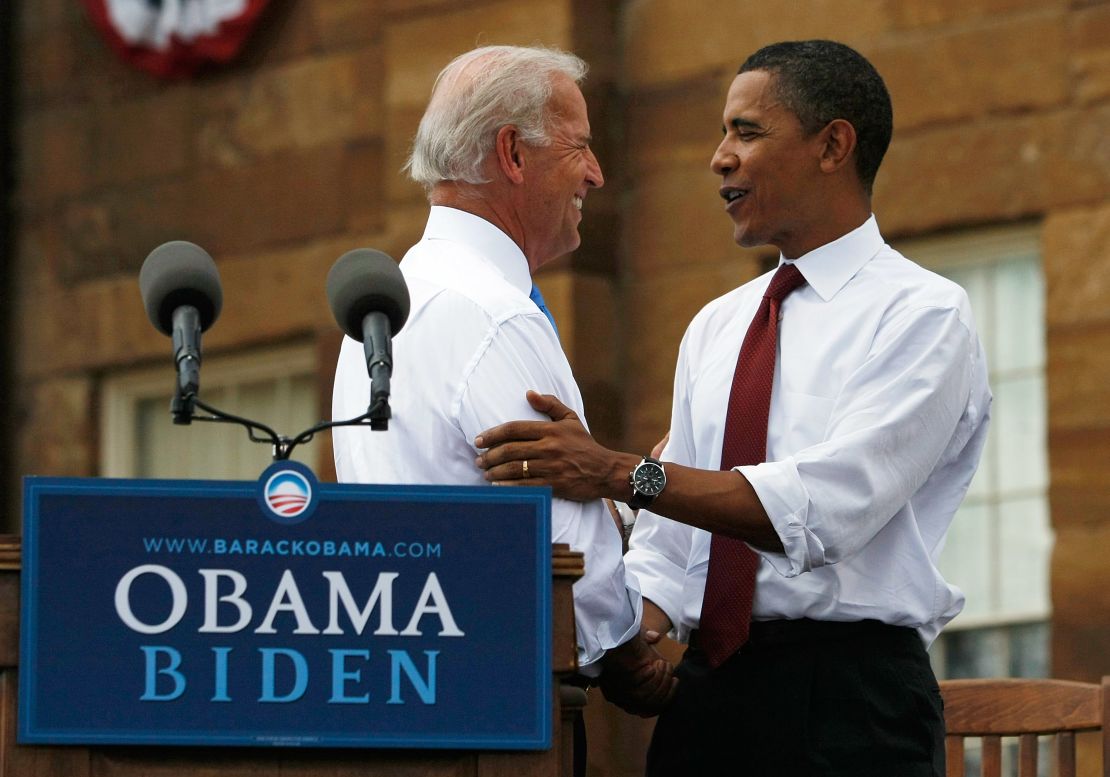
597 632 678 718
474 390 639 502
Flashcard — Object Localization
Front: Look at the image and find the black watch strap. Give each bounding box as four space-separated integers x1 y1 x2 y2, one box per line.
628 490 654 511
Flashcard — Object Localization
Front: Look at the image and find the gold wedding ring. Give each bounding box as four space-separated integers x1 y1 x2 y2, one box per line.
522 460 530 478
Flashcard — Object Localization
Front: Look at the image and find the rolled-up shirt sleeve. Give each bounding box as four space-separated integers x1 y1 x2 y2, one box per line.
742 304 976 576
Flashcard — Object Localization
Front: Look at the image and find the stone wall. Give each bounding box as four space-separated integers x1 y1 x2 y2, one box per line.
8 1 1110 774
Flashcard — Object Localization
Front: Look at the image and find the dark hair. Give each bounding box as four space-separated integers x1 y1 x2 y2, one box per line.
740 40 892 194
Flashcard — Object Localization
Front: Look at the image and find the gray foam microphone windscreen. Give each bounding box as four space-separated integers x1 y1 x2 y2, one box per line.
139 241 223 335
326 249 410 340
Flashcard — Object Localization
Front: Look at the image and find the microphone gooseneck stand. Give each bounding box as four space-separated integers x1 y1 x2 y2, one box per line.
173 391 392 462
140 241 408 461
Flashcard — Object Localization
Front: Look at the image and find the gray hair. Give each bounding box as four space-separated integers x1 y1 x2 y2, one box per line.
405 45 588 190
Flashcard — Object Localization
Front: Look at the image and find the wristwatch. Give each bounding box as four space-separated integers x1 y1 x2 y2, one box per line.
628 456 666 510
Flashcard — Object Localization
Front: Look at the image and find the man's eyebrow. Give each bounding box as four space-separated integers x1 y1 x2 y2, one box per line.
723 117 763 133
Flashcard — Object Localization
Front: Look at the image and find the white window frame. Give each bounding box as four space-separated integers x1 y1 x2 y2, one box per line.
100 343 317 478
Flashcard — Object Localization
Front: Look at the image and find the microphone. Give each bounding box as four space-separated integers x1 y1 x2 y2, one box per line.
139 241 223 423
326 249 410 425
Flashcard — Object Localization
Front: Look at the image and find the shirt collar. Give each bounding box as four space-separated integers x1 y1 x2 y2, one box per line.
782 215 884 302
422 206 532 295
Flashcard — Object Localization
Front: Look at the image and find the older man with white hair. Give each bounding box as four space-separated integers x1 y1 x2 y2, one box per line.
331 45 675 766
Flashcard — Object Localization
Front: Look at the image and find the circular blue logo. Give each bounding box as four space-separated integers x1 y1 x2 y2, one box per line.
256 460 319 524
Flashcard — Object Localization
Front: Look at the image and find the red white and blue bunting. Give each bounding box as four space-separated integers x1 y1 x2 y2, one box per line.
81 0 271 79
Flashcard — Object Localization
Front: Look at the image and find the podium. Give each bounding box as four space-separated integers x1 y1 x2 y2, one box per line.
0 535 587 777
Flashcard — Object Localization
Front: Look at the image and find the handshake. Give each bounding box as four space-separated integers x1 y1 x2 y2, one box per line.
597 630 678 718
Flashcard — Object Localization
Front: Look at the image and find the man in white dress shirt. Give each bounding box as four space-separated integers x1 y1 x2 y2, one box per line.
475 41 991 776
331 46 675 748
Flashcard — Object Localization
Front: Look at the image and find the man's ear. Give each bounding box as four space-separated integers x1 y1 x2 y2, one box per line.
817 118 857 175
494 124 526 184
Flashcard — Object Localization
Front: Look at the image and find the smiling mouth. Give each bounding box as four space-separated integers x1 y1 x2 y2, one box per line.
573 196 583 210
721 188 749 205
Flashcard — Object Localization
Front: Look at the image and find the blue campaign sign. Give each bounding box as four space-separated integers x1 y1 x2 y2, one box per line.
19 462 552 749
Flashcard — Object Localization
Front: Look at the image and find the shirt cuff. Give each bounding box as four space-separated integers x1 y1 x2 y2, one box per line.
737 459 825 576
576 576 643 674
623 546 685 640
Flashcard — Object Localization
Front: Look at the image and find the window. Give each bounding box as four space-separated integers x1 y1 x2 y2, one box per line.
101 344 320 480
895 225 1051 682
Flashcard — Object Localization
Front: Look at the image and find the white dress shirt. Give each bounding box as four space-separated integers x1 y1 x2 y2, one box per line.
332 206 641 670
626 216 991 647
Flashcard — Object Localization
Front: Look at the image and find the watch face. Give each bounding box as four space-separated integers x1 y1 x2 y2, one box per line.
633 462 666 496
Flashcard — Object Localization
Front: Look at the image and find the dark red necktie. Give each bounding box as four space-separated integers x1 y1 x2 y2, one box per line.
699 262 807 668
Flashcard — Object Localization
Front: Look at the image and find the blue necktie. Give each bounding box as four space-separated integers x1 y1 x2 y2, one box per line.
529 283 560 338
